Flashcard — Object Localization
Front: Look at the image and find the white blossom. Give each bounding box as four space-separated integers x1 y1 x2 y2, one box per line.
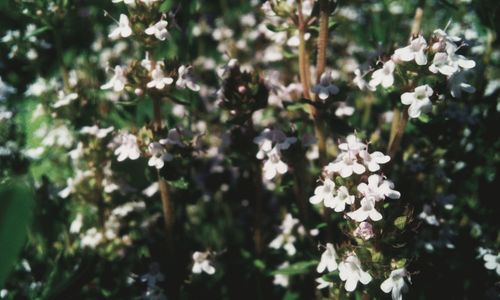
483 253 500 276
253 128 297 159
309 178 336 208
52 91 78 108
326 152 366 178
338 253 372 292
269 214 299 256
315 277 334 290
176 65 200 92
401 84 433 119
369 60 396 88
114 133 140 161
80 125 114 139
380 268 410 300
357 174 401 203
69 213 83 234
147 142 173 169
145 20 168 41
101 65 127 92
418 204 439 226
273 262 290 287
262 147 288 180
359 150 390 172
335 102 355 117
316 243 338 273
448 71 475 98
331 186 355 212
112 0 135 5
312 71 340 100
108 14 132 39
394 35 428 65
347 198 382 222
192 251 216 275
147 65 174 90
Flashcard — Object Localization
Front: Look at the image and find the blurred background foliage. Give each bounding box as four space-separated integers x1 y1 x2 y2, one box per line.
0 0 499 299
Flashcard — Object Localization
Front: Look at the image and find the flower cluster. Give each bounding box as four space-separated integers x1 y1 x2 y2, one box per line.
253 128 297 180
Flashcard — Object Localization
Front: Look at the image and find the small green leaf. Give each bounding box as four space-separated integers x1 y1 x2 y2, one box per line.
159 0 173 13
0 179 34 287
272 260 317 276
394 216 407 230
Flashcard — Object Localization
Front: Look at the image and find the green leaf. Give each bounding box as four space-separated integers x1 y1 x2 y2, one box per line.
253 259 266 271
159 0 173 13
272 260 317 276
394 216 407 230
0 179 34 287
169 177 188 189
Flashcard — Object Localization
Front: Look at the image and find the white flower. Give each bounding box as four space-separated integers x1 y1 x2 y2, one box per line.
81 228 103 248
394 35 428 65
69 213 83 234
147 65 174 90
316 243 338 273
0 76 16 101
192 251 215 275
114 133 140 161
347 198 382 222
147 142 173 169
483 253 500 276
353 69 375 91
315 277 334 289
312 71 340 100
338 134 367 154
353 222 375 240
331 186 355 212
52 91 78 108
273 262 290 287
357 174 401 203
145 20 168 41
338 253 372 292
401 84 433 119
335 102 355 117
429 49 476 76
326 152 366 178
309 178 336 207
176 65 200 92
159 128 185 147
139 0 160 6
448 71 475 98
101 65 127 92
253 128 297 159
262 147 288 180
80 125 114 138
269 214 299 256
418 204 439 226
369 60 396 88
380 268 410 300
359 150 390 172
108 14 132 39
112 0 135 4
